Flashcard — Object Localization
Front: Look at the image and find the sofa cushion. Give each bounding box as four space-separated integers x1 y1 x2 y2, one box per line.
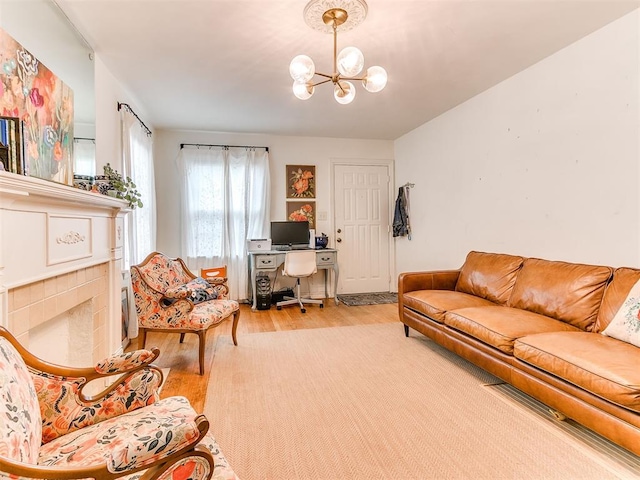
0 337 42 464
595 267 640 333
508 258 612 331
514 332 640 413
455 251 524 305
601 278 640 347
445 306 580 354
403 290 496 323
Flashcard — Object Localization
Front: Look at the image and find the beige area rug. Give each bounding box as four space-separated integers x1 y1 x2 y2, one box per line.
204 323 638 479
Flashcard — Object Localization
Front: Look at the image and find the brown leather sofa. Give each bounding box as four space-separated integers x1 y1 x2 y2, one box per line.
398 250 640 456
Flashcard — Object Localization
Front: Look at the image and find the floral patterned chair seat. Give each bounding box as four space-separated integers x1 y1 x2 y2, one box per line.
0 327 238 480
131 252 241 375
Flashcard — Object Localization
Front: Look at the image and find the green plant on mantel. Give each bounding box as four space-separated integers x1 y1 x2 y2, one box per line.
103 163 143 209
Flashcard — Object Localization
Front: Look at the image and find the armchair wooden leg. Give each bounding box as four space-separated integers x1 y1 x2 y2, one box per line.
139 328 148 349
197 330 207 375
179 332 186 343
231 309 240 346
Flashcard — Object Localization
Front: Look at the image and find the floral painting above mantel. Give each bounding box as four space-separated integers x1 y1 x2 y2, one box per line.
0 27 74 185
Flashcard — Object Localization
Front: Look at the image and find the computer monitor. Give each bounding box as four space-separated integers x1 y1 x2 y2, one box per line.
271 221 309 248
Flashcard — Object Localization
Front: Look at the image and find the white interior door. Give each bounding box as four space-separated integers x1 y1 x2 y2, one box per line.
333 164 391 294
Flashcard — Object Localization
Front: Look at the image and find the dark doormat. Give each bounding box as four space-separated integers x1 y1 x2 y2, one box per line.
337 292 398 306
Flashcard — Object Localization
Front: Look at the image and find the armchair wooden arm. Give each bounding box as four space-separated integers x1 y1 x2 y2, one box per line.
12 334 165 444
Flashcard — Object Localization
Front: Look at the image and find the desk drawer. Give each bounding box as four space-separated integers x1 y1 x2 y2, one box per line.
255 255 277 270
316 251 336 266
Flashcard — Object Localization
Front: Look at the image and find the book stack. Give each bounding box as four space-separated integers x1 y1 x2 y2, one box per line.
0 116 24 174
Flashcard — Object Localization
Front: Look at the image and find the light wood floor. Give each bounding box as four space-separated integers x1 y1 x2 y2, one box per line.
131 301 399 412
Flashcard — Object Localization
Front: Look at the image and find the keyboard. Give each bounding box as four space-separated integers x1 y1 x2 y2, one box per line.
273 245 311 251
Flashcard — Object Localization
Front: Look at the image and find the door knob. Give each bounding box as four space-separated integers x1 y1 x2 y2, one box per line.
337 228 342 233
337 238 342 243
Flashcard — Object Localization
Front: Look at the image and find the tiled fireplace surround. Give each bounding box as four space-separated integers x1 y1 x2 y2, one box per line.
0 172 128 366
8 264 109 364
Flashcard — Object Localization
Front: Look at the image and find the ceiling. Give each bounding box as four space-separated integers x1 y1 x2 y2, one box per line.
57 0 639 141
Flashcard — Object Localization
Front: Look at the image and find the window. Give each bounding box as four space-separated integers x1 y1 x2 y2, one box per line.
177 146 270 300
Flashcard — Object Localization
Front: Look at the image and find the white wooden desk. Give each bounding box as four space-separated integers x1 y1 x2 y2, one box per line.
248 249 339 310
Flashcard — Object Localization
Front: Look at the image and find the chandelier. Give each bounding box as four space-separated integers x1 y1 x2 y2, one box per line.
289 0 387 105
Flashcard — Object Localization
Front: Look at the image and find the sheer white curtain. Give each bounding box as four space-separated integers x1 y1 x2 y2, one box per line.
121 108 156 340
121 110 157 267
177 146 270 300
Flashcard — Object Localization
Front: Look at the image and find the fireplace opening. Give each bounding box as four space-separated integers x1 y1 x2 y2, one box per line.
29 299 94 366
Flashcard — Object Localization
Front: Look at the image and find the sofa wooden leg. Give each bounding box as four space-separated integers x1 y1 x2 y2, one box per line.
549 409 567 421
231 309 240 346
198 330 206 375
179 332 186 343
404 324 409 337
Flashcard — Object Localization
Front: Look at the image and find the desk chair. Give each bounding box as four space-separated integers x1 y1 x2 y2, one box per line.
276 250 324 313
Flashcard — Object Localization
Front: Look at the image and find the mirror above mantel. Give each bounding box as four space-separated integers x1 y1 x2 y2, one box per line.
0 0 96 176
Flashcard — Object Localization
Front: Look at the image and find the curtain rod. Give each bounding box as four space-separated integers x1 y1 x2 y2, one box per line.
180 143 269 153
117 102 152 136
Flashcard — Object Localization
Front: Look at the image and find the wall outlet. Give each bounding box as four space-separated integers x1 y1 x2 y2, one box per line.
318 211 327 221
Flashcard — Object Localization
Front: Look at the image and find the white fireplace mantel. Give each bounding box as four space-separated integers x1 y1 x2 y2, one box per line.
0 170 127 211
0 171 129 363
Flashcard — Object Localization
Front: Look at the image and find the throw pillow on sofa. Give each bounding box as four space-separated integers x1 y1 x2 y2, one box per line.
602 278 640 347
165 277 218 305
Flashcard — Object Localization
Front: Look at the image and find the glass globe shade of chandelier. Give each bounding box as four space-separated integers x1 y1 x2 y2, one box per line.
289 0 387 105
334 81 356 104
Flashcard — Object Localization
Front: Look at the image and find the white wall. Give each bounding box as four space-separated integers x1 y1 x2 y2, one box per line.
394 10 640 273
94 55 152 174
154 130 394 257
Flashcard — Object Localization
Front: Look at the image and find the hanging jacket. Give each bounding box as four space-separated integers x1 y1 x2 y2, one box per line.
393 187 410 238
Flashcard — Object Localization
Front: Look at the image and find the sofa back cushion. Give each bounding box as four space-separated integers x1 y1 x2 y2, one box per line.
0 336 42 464
455 251 524 305
595 267 640 333
508 258 612 331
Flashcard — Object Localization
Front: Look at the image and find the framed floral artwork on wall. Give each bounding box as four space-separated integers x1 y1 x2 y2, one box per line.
287 164 315 198
287 201 315 229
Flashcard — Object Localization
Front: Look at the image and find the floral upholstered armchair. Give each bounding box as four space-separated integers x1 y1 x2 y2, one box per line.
131 252 240 375
0 326 238 480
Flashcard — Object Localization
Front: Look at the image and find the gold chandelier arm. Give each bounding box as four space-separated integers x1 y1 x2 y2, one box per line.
311 78 333 87
315 72 333 79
